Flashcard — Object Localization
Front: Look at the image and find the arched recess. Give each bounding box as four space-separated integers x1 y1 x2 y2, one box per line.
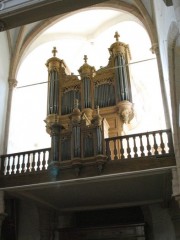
9 0 158 81
167 21 180 167
5 0 162 153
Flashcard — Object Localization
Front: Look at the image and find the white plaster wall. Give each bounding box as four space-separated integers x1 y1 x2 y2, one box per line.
0 32 9 154
153 1 176 76
173 34 180 162
153 0 180 195
153 2 175 104
152 1 177 118
173 0 180 32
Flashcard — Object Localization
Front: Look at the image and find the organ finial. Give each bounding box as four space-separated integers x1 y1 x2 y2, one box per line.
84 55 88 63
114 31 120 42
52 47 57 57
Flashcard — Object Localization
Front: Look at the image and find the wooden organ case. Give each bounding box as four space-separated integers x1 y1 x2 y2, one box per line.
45 32 134 178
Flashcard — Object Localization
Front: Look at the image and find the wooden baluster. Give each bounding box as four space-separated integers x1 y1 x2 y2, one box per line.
36 152 41 171
42 150 46 171
0 156 5 175
47 150 51 167
11 155 15 175
16 154 20 174
7 156 11 175
120 138 125 159
113 139 118 160
3 157 7 175
126 137 131 158
160 131 166 154
31 152 36 172
133 136 138 158
167 130 174 154
153 132 159 155
106 139 111 161
3 156 6 175
140 135 145 157
46 149 50 169
146 133 152 156
21 154 25 173
26 153 30 173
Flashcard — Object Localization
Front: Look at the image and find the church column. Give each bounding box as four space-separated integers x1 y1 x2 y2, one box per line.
173 0 180 25
38 207 54 240
149 203 176 239
150 43 171 128
3 78 18 153
0 191 7 239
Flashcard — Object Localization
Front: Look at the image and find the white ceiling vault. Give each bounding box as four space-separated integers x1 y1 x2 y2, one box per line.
7 0 157 80
22 8 146 75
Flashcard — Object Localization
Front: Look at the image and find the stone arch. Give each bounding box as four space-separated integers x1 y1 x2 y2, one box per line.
6 0 161 153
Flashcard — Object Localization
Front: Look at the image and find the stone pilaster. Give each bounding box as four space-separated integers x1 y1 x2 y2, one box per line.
38 207 54 240
3 78 18 154
149 203 176 239
172 167 180 208
150 43 171 128
0 191 7 239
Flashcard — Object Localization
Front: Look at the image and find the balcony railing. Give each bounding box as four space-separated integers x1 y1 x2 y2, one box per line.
0 129 174 176
0 148 50 176
105 129 174 160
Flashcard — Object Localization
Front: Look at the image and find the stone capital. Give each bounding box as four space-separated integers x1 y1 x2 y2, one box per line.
8 78 18 90
150 43 159 55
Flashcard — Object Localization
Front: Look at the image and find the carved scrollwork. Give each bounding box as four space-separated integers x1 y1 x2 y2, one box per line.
44 114 63 135
117 101 134 124
120 109 133 124
72 159 82 176
63 84 80 93
94 77 113 87
65 74 79 82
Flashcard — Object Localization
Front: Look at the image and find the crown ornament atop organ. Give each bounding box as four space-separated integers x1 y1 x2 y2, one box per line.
45 32 134 178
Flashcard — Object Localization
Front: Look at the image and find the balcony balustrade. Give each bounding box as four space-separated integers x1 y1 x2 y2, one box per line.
0 129 175 177
105 129 174 160
0 148 50 176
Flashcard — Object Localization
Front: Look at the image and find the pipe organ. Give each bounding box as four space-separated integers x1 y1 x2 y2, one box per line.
45 32 134 178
